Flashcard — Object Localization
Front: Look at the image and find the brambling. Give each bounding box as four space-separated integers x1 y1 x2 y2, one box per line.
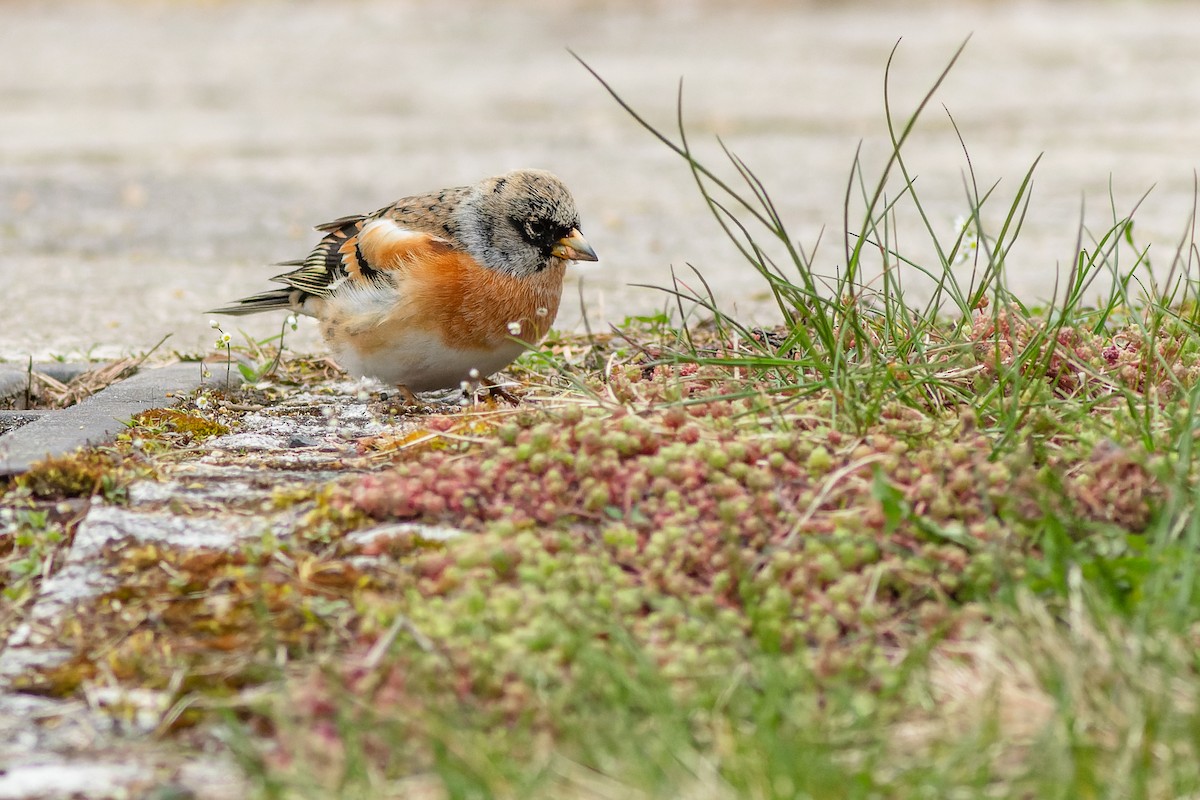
210 169 597 398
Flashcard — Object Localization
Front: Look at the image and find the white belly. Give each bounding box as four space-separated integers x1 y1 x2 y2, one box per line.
330 330 527 392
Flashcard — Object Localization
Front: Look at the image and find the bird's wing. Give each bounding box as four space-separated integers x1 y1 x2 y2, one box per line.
269 208 457 298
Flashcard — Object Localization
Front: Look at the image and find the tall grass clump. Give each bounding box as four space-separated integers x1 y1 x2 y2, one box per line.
576 43 1200 452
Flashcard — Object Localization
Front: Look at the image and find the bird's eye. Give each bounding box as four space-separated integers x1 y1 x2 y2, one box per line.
525 218 553 243
517 217 565 251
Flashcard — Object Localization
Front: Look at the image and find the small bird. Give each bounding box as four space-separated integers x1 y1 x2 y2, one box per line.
209 169 598 399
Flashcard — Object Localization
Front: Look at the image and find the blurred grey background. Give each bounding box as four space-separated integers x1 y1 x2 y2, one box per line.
3 0 1200 360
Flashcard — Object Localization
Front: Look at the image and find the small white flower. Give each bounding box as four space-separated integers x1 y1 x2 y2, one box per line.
468 368 480 380
507 321 522 335
286 314 298 330
460 380 472 392
195 395 209 410
952 215 980 265
209 319 220 329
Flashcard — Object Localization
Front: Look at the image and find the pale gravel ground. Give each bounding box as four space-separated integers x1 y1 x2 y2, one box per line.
4 0 1200 361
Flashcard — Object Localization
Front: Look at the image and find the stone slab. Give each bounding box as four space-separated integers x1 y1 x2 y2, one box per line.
0 363 213 476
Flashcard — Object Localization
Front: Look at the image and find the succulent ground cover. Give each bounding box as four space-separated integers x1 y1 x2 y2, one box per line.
6 47 1200 798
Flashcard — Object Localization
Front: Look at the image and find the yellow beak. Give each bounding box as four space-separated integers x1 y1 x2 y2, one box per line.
551 229 598 262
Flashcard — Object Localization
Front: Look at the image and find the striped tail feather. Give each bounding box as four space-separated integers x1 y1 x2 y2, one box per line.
207 287 303 316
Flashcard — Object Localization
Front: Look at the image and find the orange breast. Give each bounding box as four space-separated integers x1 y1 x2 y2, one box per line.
334 251 566 363
403 252 567 350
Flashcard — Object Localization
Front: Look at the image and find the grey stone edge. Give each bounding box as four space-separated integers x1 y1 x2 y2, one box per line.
0 362 229 476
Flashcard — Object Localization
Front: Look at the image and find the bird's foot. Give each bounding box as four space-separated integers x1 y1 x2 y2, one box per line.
460 378 520 408
484 382 521 406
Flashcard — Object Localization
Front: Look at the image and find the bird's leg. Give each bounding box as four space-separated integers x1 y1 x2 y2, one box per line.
481 378 520 406
458 378 519 407
392 384 419 406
